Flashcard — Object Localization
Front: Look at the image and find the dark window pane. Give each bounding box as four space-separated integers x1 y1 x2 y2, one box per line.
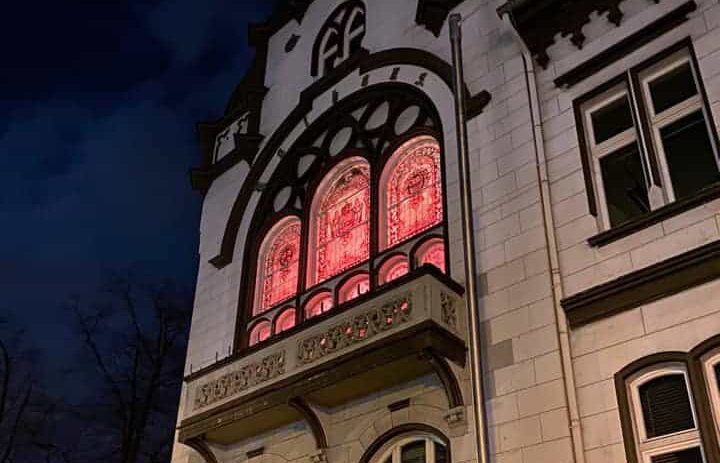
600 143 650 227
651 447 703 463
435 444 447 463
715 363 720 392
401 441 425 463
649 62 698 114
661 110 720 199
591 96 635 144
640 374 695 438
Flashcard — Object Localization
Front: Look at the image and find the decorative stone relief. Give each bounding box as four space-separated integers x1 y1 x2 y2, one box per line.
213 112 250 162
440 292 457 330
297 295 412 365
194 351 285 409
444 406 466 427
309 449 327 463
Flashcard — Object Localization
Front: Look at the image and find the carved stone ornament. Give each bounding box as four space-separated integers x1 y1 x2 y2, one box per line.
309 449 328 463
194 351 286 409
297 295 413 365
444 405 466 427
440 291 457 330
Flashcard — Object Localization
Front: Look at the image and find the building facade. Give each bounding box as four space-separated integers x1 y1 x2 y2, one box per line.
172 1 720 463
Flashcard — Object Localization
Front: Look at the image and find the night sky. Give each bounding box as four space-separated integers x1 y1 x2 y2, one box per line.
1 0 276 362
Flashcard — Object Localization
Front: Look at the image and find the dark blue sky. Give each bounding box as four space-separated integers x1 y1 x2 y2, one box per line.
1 0 276 356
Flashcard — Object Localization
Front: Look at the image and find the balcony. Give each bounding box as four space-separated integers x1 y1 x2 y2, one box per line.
177 268 467 446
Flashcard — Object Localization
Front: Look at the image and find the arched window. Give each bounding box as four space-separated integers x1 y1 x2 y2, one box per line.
338 273 370 303
311 0 366 77
627 365 704 462
305 291 334 320
379 255 409 285
373 435 448 463
254 217 302 315
308 158 371 286
248 320 271 347
381 136 443 250
274 308 296 334
241 87 449 351
415 238 446 274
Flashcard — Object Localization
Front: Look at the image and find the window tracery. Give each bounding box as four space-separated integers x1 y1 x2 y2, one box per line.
311 0 366 78
242 87 448 350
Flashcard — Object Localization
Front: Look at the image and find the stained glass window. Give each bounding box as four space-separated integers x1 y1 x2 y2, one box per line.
275 308 296 334
255 218 301 315
305 292 334 319
338 273 370 303
384 136 443 249
312 159 371 284
249 321 271 347
379 255 409 285
417 239 446 274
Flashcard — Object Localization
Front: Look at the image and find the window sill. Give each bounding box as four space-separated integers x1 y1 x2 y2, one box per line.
588 182 720 248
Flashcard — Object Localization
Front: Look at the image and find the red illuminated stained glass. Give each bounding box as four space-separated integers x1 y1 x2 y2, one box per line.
249 321 271 346
305 292 334 319
275 308 296 333
256 218 301 315
385 137 443 248
418 240 446 274
379 255 409 285
314 161 371 284
338 273 370 303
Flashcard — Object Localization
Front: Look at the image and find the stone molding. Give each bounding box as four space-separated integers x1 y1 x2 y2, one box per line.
297 295 412 365
194 351 285 410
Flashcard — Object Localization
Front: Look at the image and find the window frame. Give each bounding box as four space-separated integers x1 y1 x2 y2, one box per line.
617 348 720 463
372 434 448 463
575 40 720 244
702 351 720 441
637 51 720 204
627 364 703 461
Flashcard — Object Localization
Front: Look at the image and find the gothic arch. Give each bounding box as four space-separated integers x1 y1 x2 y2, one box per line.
210 48 489 270
236 82 448 349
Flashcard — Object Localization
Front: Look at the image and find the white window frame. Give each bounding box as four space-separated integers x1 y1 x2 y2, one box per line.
627 364 705 463
702 350 720 442
579 47 720 231
581 85 651 230
373 434 447 463
638 50 720 203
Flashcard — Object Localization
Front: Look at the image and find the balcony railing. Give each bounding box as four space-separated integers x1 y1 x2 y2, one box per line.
178 268 466 445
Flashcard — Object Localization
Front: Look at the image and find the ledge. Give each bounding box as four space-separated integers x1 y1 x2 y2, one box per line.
562 239 720 327
588 182 720 248
178 272 466 444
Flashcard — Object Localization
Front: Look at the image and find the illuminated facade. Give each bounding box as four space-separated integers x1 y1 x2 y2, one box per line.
174 1 720 463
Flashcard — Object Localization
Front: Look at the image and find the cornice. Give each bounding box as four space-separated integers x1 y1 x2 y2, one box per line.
497 0 665 68
415 0 464 37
